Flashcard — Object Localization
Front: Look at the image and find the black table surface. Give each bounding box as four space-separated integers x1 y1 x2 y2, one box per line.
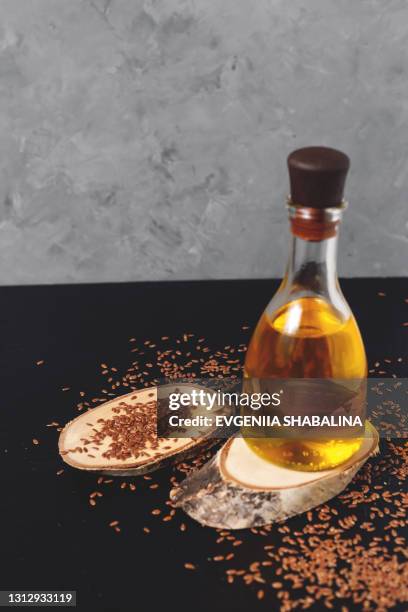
1 278 407 612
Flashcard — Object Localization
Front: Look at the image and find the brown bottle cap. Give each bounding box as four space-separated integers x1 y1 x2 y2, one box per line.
287 146 350 208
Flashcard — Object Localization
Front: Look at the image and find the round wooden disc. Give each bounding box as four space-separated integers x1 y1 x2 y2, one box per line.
221 426 379 491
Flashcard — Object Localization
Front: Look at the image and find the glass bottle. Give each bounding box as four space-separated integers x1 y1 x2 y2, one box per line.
244 147 367 471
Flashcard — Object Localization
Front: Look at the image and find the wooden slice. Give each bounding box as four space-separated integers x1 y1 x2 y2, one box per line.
170 423 379 529
58 384 218 476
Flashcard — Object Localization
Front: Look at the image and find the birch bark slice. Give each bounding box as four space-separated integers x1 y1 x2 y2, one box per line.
170 425 379 529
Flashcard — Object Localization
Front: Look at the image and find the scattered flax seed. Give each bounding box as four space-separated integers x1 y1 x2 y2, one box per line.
114 526 121 533
60 327 407 609
62 387 70 392
56 469 64 475
32 438 39 445
378 292 386 297
36 360 44 366
109 520 119 527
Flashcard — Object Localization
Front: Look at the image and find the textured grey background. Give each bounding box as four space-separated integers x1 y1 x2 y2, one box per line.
0 0 407 285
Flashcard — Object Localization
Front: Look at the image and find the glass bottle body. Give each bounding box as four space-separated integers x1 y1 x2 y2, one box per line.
244 214 367 471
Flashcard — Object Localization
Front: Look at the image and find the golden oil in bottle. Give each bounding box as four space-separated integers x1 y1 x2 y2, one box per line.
244 297 367 470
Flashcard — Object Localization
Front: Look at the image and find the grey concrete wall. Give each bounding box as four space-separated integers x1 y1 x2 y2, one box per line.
0 0 407 284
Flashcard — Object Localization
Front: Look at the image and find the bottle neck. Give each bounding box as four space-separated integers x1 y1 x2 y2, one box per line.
276 200 350 318
285 232 338 294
